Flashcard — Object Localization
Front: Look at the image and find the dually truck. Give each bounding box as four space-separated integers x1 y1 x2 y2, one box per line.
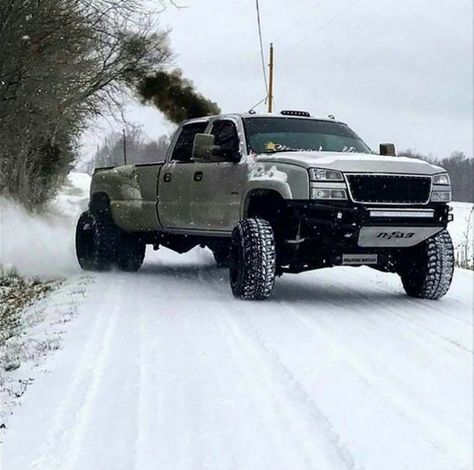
76 110 455 300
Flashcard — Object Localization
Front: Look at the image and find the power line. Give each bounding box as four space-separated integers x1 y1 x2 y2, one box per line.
279 0 364 54
255 0 269 96
272 0 323 44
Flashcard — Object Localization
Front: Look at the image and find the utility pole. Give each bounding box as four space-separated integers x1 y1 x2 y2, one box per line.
268 42 274 113
122 128 127 165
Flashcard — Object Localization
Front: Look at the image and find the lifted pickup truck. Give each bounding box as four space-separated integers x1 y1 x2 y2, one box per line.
76 111 454 300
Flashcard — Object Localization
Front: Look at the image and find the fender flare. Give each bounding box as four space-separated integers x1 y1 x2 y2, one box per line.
89 192 111 213
242 185 289 219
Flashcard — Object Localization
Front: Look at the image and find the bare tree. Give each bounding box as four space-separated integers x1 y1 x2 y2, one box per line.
0 0 171 208
91 129 170 170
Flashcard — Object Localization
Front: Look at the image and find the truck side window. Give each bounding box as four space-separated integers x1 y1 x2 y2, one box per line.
171 122 208 162
211 120 240 157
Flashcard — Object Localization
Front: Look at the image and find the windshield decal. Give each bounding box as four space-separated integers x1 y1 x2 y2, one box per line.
265 140 322 153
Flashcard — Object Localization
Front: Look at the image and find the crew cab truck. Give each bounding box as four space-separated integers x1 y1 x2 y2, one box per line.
76 111 455 300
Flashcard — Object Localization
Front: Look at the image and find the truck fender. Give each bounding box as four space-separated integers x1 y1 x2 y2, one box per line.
242 187 288 220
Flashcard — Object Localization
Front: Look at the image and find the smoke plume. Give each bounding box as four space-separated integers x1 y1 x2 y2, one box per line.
136 69 221 124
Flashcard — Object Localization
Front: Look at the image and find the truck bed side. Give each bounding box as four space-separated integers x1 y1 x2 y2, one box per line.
91 163 164 232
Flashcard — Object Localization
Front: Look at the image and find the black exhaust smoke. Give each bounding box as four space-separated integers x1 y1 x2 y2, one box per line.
136 69 220 124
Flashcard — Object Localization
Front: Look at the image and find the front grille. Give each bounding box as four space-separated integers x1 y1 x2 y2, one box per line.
346 174 432 204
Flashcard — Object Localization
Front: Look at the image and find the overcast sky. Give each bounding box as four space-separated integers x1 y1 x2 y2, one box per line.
83 0 473 160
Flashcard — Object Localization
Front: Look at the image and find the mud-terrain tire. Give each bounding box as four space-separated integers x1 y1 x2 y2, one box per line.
229 218 276 300
75 210 121 271
399 229 454 300
212 246 230 268
116 234 146 272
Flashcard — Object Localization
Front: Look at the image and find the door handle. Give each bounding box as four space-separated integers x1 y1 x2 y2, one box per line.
194 171 203 182
163 173 172 182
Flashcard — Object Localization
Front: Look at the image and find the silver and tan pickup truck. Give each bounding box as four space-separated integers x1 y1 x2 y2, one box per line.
76 110 454 300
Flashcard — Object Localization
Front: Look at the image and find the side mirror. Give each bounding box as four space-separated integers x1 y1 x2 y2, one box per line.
380 143 396 156
192 134 215 162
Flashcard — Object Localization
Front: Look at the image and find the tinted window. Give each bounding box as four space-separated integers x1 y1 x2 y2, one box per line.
211 120 240 155
171 122 208 162
243 117 371 155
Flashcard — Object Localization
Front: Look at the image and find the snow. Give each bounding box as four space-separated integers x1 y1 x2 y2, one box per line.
1 252 472 470
52 172 91 216
249 163 289 183
0 173 472 470
248 163 291 196
0 173 90 278
449 202 474 267
0 277 90 425
110 166 142 200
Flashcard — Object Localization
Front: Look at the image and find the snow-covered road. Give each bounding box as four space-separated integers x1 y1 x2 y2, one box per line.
1 247 473 470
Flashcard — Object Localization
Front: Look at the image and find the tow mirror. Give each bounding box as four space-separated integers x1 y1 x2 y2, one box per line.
192 134 215 162
380 143 396 156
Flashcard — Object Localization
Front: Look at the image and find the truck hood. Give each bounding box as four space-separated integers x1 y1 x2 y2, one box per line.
255 151 445 175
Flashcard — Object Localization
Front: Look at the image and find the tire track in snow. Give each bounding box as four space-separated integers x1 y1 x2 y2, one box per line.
211 306 321 470
3 254 470 470
31 277 121 470
130 271 234 470
270 273 472 469
347 270 474 352
281 270 472 359
59 279 122 470
133 286 156 470
286 307 467 469
29 277 111 469
383 307 473 355
215 296 364 470
354 268 473 327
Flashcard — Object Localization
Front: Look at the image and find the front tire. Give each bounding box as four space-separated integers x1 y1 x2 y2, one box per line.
399 229 454 300
229 218 276 300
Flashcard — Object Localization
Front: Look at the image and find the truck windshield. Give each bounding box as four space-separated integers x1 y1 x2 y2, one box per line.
243 117 371 155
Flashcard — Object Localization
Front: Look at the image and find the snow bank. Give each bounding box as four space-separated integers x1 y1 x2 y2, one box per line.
0 173 91 279
0 276 90 429
449 202 473 268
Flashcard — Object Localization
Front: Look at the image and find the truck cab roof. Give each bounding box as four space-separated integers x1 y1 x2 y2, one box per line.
182 112 347 127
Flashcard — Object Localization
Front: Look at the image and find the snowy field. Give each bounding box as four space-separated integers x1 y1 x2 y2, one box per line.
449 202 474 268
0 173 473 470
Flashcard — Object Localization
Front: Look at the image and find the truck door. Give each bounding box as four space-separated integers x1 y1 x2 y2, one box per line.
192 119 245 233
158 121 208 231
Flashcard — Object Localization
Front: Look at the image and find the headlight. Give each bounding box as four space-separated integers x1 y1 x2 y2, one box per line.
431 190 451 202
311 188 348 200
309 169 344 181
433 173 450 185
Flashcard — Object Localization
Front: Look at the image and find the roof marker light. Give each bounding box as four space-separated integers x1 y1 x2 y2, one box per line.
280 110 311 117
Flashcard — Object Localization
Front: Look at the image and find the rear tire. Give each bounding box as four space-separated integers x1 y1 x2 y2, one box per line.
76 210 120 271
76 211 96 271
117 234 146 272
229 218 276 300
76 210 145 272
399 229 454 300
